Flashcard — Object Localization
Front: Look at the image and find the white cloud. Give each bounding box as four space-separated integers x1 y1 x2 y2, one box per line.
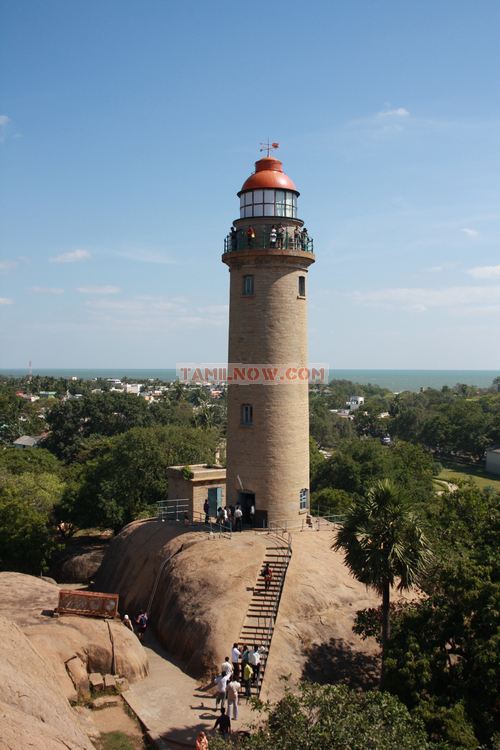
0 260 17 271
467 264 500 280
350 285 500 313
115 249 176 265
377 107 410 118
0 297 13 305
50 248 90 263
428 262 460 273
77 285 120 295
461 228 479 238
83 294 227 331
31 286 64 295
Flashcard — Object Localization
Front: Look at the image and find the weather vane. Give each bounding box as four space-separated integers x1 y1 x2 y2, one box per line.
260 139 280 157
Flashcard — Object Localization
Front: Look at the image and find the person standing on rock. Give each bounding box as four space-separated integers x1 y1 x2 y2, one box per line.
227 677 241 720
122 614 134 632
234 505 243 532
221 656 233 676
214 672 229 711
135 610 148 640
213 706 231 738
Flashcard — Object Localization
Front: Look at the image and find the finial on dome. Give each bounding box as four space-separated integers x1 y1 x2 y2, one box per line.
259 139 280 157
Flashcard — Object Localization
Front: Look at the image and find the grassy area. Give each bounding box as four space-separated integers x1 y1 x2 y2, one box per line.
437 461 500 491
96 731 142 750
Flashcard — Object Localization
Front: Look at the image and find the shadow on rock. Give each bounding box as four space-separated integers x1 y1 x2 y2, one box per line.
302 638 379 689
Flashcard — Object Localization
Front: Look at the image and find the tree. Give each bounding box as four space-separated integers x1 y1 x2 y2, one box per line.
0 447 63 476
353 482 499 747
44 392 155 460
0 470 64 573
310 487 351 516
333 479 432 676
309 436 324 483
209 682 432 750
60 425 218 531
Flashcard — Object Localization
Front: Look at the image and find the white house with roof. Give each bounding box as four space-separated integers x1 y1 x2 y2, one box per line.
13 435 43 449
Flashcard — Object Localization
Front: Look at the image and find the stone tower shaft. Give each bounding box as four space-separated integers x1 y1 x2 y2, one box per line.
222 155 315 527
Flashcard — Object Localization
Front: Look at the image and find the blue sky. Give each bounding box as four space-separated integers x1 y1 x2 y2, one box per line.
1 0 500 370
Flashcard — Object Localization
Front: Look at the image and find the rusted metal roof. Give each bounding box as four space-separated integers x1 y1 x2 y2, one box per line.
57 589 119 619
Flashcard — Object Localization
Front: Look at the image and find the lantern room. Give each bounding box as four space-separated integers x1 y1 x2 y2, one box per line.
238 156 299 219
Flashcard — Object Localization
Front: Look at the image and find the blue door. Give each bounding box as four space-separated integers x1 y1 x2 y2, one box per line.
208 487 222 518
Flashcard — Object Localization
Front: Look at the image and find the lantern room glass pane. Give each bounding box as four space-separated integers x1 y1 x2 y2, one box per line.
264 204 274 216
275 204 285 217
253 204 263 216
253 190 263 203
244 192 252 206
240 195 244 209
264 190 274 203
275 190 285 202
285 192 293 205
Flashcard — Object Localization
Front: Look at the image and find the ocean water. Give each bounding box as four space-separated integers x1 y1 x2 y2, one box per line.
0 368 498 392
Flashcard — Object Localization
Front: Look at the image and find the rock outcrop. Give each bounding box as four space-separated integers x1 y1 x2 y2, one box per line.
94 520 268 676
58 545 107 583
0 616 94 750
93 518 402 695
0 572 149 701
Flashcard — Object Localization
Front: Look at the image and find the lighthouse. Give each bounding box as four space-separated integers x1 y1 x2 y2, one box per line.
222 149 316 527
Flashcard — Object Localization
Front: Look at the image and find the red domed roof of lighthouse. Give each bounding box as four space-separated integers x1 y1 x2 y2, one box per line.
239 157 299 195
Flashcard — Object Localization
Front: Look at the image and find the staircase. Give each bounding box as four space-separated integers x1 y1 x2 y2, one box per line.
237 529 292 697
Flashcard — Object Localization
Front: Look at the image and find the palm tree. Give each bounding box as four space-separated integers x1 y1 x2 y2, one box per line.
333 478 432 676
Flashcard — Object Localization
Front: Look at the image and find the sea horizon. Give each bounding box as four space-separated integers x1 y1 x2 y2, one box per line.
0 367 498 393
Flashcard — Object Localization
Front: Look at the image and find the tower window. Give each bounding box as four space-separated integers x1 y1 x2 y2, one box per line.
299 488 309 510
241 404 253 426
298 276 306 297
239 189 297 219
242 275 254 296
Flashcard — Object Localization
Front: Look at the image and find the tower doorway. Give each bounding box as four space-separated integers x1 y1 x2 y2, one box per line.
237 491 255 524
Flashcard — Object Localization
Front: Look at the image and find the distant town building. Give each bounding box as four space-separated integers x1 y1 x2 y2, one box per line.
346 396 364 412
485 446 500 476
124 383 143 395
16 392 40 402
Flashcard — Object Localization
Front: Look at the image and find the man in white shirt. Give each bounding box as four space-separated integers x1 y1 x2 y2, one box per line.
214 672 230 710
221 656 233 676
234 505 243 532
231 643 241 679
248 645 263 683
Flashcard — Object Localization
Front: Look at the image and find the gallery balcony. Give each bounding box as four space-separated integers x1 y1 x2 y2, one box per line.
223 225 314 255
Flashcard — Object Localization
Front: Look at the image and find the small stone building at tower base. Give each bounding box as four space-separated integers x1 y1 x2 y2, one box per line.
167 464 226 520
